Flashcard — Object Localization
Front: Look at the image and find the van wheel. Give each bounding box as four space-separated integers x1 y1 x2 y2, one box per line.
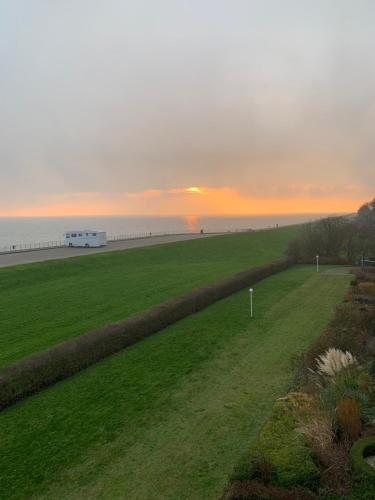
85 243 89 247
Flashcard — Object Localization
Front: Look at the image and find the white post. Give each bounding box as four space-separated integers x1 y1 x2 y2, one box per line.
249 288 253 318
316 255 319 273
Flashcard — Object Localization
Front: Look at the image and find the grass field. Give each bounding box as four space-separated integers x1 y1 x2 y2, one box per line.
0 266 350 499
0 226 299 367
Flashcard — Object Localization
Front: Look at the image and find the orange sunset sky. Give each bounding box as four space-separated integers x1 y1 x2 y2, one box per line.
1 2 374 218
0 187 367 218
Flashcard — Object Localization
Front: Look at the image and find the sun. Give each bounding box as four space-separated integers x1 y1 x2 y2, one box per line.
185 186 204 195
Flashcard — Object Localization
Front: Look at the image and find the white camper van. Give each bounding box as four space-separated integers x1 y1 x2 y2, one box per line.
64 230 107 248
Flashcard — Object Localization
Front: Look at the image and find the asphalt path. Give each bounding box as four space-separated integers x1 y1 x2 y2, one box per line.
0 233 220 268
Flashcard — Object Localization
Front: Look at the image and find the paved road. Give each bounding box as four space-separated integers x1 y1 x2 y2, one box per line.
0 233 220 268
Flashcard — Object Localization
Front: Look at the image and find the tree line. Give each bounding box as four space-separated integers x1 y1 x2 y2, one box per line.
287 198 375 264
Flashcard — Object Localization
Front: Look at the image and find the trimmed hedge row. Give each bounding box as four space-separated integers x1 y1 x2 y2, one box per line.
0 257 292 410
297 256 349 265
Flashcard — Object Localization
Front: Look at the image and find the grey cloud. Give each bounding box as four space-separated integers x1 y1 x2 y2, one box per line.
1 0 375 208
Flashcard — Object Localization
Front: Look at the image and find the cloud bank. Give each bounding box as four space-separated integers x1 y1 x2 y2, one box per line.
1 1 374 215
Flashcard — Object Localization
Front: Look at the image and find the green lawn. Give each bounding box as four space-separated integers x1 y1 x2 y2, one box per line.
0 226 299 367
0 266 350 499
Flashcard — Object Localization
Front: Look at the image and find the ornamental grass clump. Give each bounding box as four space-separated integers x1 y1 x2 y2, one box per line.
337 397 362 442
297 412 335 464
316 348 357 377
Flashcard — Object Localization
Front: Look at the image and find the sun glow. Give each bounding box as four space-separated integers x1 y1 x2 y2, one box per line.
185 187 204 194
0 186 367 217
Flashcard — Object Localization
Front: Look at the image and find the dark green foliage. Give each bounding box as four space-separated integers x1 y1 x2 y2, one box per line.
0 258 292 410
350 437 375 481
235 401 320 491
222 480 317 499
349 476 375 500
257 402 320 490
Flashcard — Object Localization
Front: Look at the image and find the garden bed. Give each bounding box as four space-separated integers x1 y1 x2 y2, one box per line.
224 267 375 499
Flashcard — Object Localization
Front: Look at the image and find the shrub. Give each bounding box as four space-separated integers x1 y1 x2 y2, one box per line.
297 412 335 466
316 348 357 377
318 441 352 496
358 282 375 296
319 365 373 429
350 436 375 480
229 401 320 491
281 391 315 412
0 257 292 410
337 398 362 442
353 269 375 284
253 401 320 490
304 304 371 368
222 480 317 499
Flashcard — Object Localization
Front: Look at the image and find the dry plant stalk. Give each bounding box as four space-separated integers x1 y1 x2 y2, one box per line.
297 412 335 465
316 348 357 377
337 397 361 442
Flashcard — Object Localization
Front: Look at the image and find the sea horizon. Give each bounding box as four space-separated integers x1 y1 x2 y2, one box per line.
0 213 339 249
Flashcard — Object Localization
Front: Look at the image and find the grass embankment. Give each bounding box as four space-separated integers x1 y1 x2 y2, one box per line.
0 266 350 499
0 227 298 367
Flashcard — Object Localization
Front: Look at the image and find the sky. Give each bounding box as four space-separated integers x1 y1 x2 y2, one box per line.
1 0 375 217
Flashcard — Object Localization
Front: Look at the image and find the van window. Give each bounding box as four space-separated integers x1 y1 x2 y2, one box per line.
71 234 77 237
92 233 97 236
66 235 70 238
78 233 82 237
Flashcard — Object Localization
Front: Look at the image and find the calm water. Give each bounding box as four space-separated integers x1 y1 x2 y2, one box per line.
0 214 330 249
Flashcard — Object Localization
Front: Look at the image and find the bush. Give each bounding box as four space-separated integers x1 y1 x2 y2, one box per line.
0 257 292 410
304 304 371 367
229 401 320 491
352 269 375 284
337 398 362 442
358 282 375 296
250 401 320 490
318 366 373 431
296 411 335 467
222 480 317 499
350 436 375 481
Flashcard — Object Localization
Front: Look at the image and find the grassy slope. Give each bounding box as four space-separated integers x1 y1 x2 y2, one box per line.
0 226 299 367
0 266 350 499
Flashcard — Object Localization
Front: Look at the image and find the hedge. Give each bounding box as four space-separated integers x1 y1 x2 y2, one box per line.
350 436 375 479
297 256 349 265
0 257 292 410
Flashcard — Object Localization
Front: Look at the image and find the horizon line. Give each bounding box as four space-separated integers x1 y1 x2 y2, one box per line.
0 211 349 219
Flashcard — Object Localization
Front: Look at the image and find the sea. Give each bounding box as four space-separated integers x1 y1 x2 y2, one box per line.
0 214 332 250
